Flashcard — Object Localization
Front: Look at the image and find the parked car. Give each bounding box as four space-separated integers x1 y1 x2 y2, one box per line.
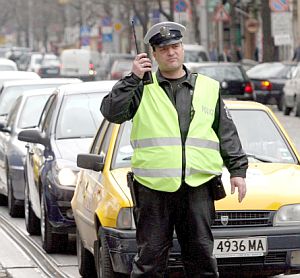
183 44 210 62
0 78 81 123
17 80 117 253
0 58 18 71
72 100 300 277
108 59 133 80
240 58 258 72
0 71 40 88
0 88 53 217
97 53 135 80
282 67 300 116
17 52 59 73
0 79 82 217
60 48 100 81
185 62 254 100
37 58 60 78
247 62 300 111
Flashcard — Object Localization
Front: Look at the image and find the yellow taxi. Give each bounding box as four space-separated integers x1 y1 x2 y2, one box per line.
71 101 300 278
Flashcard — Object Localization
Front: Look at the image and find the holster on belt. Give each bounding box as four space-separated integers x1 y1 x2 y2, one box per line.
211 175 226 201
127 171 137 206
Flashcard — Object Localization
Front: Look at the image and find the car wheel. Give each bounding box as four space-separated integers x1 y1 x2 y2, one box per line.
7 169 23 217
24 180 40 235
96 228 128 278
40 194 68 253
0 193 7 206
76 228 97 277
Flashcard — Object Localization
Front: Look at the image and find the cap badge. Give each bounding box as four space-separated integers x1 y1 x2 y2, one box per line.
160 26 171 38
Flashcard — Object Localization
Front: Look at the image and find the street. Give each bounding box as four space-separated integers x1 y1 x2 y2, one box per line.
0 105 299 278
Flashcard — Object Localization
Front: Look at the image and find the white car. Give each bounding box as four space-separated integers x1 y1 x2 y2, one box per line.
0 71 40 88
0 58 18 71
283 67 300 117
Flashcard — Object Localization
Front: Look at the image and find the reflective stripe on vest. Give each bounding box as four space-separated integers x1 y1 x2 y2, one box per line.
130 73 223 192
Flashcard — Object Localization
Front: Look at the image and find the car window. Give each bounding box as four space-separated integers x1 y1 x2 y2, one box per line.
0 84 59 116
90 120 109 154
230 109 296 163
194 65 244 81
98 124 114 159
6 98 21 128
55 92 104 139
0 65 16 71
18 94 50 129
112 121 133 169
41 94 58 133
39 94 56 128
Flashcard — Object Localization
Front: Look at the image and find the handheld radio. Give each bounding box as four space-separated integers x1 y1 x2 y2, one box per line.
131 20 153 85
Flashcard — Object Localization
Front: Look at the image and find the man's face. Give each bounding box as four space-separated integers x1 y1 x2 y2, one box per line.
153 42 184 73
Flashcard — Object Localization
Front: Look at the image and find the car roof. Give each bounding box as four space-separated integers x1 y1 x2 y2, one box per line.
56 80 117 95
2 78 82 87
225 100 270 111
20 87 56 98
185 62 240 68
0 71 40 79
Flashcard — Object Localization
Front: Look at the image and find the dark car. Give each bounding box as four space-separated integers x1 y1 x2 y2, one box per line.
0 89 53 217
185 62 254 100
247 62 300 111
17 80 116 253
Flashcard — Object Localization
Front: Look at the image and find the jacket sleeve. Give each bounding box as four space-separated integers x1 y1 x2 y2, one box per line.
213 95 248 178
100 74 144 124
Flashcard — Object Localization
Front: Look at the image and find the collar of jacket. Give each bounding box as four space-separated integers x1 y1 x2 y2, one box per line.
155 65 195 90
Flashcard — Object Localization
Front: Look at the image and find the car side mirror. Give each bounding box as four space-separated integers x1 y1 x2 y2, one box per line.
0 121 11 133
18 129 49 147
77 153 104 172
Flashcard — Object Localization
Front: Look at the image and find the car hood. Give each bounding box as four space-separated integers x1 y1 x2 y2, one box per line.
217 163 300 211
111 163 300 210
55 138 93 161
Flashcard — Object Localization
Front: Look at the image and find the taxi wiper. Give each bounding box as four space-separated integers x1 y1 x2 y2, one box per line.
246 153 273 163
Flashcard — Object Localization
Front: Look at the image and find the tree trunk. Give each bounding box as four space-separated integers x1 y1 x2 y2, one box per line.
261 0 277 62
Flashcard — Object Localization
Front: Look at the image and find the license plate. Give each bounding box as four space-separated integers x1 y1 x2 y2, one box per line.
46 69 59 74
213 237 267 258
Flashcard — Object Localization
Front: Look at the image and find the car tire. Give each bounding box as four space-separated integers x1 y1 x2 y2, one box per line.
24 180 40 235
7 168 23 217
40 194 68 253
76 228 97 277
97 228 128 278
0 193 7 206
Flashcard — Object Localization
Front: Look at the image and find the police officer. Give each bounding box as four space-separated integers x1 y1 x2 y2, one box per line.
100 21 248 278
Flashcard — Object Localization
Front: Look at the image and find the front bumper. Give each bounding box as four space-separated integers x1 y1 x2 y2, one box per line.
102 225 300 276
44 181 76 234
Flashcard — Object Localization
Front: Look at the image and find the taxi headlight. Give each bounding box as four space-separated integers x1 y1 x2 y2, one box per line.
116 208 136 229
273 204 300 226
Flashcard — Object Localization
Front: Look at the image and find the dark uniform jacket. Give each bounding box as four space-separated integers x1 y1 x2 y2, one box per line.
100 66 248 179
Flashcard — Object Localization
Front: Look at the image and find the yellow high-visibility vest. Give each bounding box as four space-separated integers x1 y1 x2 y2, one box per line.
130 73 223 192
